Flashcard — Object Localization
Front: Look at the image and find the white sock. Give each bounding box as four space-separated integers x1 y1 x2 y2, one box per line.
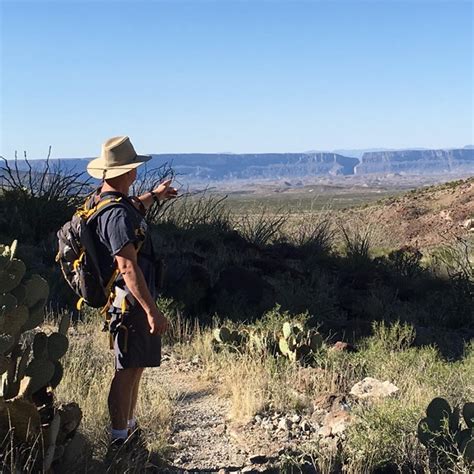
127 418 137 430
111 428 128 440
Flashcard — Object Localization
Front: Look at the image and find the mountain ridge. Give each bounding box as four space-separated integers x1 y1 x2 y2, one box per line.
3 148 473 181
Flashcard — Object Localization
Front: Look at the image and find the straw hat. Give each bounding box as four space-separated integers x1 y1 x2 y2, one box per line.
87 136 151 179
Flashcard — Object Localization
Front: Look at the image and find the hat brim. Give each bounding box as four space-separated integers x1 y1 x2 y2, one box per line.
87 154 151 179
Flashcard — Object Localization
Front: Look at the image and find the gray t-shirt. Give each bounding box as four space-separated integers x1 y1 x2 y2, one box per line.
93 197 156 304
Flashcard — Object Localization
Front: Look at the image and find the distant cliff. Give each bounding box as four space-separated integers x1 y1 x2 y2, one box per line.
355 149 474 175
150 153 359 179
3 148 473 182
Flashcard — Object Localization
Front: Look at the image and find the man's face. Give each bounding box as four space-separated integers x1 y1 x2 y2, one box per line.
128 168 137 185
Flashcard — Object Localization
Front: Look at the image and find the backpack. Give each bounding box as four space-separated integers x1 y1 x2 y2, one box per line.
56 191 134 310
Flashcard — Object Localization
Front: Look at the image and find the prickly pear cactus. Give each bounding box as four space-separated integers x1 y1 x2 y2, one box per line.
0 241 49 342
211 319 324 364
0 240 81 471
417 397 474 466
18 314 70 399
213 326 247 347
278 323 323 363
0 240 55 401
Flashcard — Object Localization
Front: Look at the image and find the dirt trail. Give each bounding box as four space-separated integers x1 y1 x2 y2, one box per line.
158 354 251 472
154 353 314 473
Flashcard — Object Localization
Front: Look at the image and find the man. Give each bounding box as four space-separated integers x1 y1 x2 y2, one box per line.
86 136 177 457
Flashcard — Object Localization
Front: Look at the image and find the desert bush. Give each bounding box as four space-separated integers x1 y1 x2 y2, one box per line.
431 236 473 283
160 191 231 233
290 215 335 256
366 320 416 353
0 152 90 243
344 399 427 472
338 222 373 262
386 245 425 278
236 207 288 247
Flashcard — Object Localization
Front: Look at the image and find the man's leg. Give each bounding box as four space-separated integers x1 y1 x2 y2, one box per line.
108 367 142 433
128 367 144 427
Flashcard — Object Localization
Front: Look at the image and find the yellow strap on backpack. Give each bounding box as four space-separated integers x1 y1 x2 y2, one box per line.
76 297 85 311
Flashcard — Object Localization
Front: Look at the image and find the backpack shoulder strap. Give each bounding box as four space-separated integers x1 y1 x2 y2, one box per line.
76 196 127 223
87 191 144 220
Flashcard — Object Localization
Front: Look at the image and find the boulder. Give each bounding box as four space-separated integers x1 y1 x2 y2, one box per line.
313 393 349 413
319 410 351 437
330 341 356 352
350 377 399 400
462 218 474 230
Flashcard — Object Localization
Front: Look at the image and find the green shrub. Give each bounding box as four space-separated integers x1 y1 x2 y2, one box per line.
344 399 425 471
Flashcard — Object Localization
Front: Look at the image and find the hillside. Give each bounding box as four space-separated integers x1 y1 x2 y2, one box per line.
342 177 474 249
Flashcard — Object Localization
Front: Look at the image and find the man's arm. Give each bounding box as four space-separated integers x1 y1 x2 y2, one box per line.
115 243 168 335
137 178 178 211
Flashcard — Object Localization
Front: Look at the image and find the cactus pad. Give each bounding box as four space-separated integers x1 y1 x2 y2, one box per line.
1 304 29 335
278 337 290 356
10 283 26 305
50 361 64 389
24 359 55 394
417 416 441 446
464 438 474 463
448 407 461 434
426 397 451 424
0 259 26 293
463 402 474 429
282 322 292 339
0 333 15 355
0 255 9 271
23 275 49 308
3 379 20 400
309 332 323 352
47 333 69 360
33 332 49 359
455 429 472 451
230 330 245 345
0 293 17 314
287 335 297 351
295 344 311 361
58 314 71 336
213 327 231 344
21 299 46 332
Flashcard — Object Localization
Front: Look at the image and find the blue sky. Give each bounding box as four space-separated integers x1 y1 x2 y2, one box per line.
1 0 473 158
